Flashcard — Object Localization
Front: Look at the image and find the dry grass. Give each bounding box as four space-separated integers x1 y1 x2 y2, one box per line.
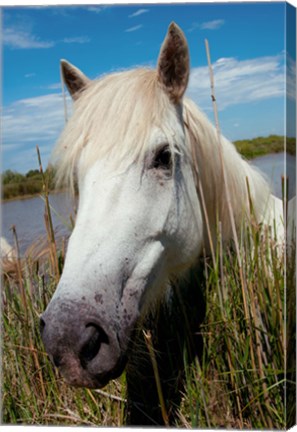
1 148 293 428
1 214 290 427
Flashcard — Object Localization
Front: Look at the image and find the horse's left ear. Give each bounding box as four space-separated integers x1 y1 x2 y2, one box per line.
157 22 190 104
60 59 90 100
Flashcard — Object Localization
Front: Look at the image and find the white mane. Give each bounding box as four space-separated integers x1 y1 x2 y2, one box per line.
183 98 271 245
53 67 272 246
53 69 173 191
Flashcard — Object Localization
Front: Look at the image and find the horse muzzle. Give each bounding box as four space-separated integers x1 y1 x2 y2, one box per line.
40 298 127 388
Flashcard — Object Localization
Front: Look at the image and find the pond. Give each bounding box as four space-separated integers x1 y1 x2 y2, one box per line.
1 192 75 254
252 153 295 200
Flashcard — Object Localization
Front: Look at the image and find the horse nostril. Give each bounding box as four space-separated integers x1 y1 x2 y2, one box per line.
80 324 109 366
53 354 62 368
39 316 46 335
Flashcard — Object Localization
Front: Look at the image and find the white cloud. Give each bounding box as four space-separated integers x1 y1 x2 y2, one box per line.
188 19 225 32
125 25 143 33
187 54 285 111
44 83 62 90
3 25 90 50
1 143 24 152
3 27 54 49
200 19 225 30
129 9 149 18
3 95 62 143
2 93 72 171
86 6 106 14
62 36 90 44
24 73 36 79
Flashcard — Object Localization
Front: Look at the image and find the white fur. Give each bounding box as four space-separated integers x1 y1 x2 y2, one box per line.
52 118 203 315
51 67 284 318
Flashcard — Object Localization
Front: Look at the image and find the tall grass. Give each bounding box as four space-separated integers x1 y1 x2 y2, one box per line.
2 262 126 425
1 154 126 426
1 202 290 427
1 149 291 428
177 221 287 429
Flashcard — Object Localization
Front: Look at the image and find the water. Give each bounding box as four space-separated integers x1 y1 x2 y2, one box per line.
1 192 75 254
252 153 295 200
1 153 295 253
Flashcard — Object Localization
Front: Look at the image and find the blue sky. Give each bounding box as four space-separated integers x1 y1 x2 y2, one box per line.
2 2 296 173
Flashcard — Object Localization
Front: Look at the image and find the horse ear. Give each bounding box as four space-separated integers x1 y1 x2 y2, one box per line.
60 60 90 100
157 22 190 104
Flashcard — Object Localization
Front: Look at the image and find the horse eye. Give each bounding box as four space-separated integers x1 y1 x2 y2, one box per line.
152 146 172 171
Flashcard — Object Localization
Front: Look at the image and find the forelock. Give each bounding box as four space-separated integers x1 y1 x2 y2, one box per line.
52 68 178 192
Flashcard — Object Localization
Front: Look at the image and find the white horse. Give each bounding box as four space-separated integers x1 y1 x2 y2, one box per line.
41 23 284 425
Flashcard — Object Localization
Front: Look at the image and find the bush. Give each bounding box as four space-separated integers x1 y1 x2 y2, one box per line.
1 167 57 200
233 135 295 159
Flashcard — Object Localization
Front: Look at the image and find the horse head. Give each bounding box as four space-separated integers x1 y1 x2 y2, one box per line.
40 23 203 389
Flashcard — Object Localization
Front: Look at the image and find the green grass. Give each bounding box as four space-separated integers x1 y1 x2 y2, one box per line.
1 158 293 427
2 265 126 425
176 222 288 429
2 217 291 427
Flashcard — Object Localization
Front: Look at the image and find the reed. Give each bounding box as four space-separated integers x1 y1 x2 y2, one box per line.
36 146 60 282
143 330 169 426
1 195 287 427
2 160 126 425
177 217 286 429
168 40 285 429
1 123 288 426
2 259 126 425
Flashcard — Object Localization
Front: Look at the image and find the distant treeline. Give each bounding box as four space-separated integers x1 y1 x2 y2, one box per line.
1 135 296 200
1 168 57 200
234 135 296 159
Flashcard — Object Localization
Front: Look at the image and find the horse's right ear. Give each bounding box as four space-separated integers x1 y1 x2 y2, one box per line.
60 60 90 100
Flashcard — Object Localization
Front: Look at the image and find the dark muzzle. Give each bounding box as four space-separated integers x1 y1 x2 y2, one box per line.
40 298 126 388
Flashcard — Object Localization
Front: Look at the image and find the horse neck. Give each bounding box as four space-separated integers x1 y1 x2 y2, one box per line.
183 99 271 250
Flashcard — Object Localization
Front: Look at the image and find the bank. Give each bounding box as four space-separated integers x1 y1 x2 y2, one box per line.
1 135 295 202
